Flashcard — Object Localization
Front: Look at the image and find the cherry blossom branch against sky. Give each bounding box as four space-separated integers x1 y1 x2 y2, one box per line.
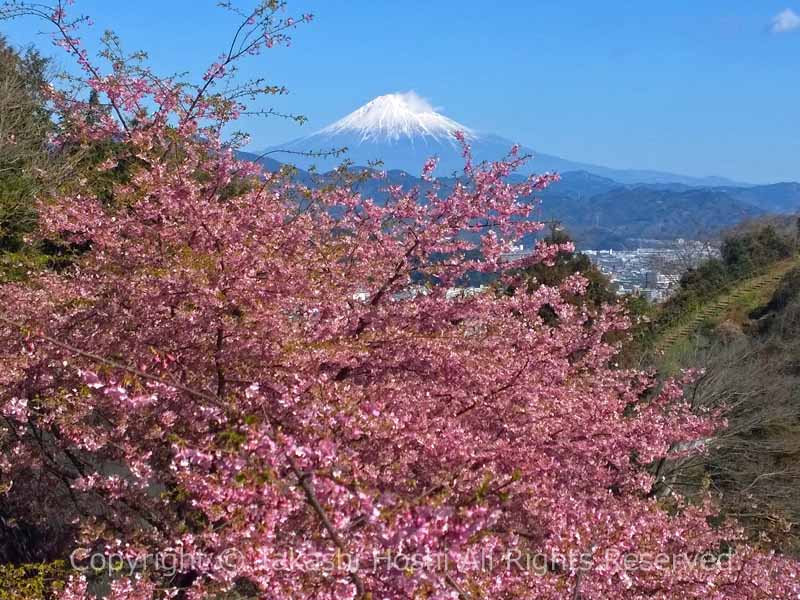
4 0 800 182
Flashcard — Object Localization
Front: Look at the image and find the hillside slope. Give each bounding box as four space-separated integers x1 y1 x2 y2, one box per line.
655 257 800 352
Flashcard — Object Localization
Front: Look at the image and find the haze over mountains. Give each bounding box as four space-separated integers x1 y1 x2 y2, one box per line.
263 92 746 187
253 92 800 249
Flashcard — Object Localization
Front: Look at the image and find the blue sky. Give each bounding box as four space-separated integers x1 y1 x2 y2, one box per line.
4 1 800 183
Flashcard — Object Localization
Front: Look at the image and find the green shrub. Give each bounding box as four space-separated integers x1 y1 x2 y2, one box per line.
0 561 68 599
655 224 796 333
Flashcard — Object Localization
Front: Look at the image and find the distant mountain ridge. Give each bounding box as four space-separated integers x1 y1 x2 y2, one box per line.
236 140 800 249
261 92 748 187
235 152 800 249
345 169 767 249
538 181 765 249
239 92 800 249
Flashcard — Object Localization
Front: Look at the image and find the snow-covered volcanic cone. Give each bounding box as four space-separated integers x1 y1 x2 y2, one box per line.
261 92 741 186
263 91 524 175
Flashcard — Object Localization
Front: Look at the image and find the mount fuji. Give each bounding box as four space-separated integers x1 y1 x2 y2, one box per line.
261 92 742 187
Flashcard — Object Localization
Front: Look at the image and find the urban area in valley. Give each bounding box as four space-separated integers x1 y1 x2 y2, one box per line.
584 239 717 302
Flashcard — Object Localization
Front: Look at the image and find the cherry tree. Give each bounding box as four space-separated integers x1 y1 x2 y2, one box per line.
0 1 798 598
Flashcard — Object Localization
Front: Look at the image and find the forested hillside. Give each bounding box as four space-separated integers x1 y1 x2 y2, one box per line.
261 166 793 250
651 261 800 555
0 36 50 279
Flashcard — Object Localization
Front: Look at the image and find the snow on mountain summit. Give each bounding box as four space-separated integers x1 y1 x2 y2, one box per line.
320 92 474 143
260 94 741 185
263 92 565 174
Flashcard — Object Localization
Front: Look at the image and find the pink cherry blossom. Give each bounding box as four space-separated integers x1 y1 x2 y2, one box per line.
0 2 798 599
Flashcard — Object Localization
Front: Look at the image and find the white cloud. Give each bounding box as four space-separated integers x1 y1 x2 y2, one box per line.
396 91 435 114
770 8 800 33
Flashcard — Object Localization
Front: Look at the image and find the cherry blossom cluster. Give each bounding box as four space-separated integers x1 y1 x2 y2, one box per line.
0 1 798 598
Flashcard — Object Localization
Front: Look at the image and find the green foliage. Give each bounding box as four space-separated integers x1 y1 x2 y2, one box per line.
721 224 793 278
516 228 618 310
0 248 51 282
768 266 800 313
0 561 68 599
0 45 146 282
655 224 796 332
661 272 800 555
0 36 50 259
749 266 800 328
506 228 654 360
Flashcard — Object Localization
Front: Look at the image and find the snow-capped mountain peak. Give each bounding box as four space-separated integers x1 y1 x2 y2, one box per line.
320 92 474 143
262 94 742 186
